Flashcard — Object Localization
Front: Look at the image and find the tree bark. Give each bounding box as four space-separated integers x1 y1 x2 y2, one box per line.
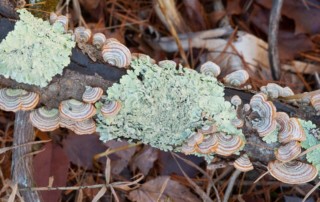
12 111 41 202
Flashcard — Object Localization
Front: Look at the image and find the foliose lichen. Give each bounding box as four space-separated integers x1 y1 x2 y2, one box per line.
299 119 320 174
262 126 279 144
96 56 244 152
0 9 75 87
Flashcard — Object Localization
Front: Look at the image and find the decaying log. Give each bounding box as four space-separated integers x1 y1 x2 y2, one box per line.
0 16 319 164
12 111 41 202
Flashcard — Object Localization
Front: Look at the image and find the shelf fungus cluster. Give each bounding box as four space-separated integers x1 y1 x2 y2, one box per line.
0 88 39 112
181 125 244 157
49 10 132 69
28 86 104 135
260 83 294 99
248 92 318 184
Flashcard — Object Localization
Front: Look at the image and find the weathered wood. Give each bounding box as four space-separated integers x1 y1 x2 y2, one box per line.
12 111 41 202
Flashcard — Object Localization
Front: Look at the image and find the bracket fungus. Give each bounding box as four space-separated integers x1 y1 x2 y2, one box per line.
268 160 317 184
311 93 320 113
102 40 131 68
198 125 218 135
30 107 60 132
74 26 92 43
233 154 254 172
223 70 249 87
214 132 244 156
0 88 39 112
92 33 107 50
55 15 68 31
82 86 103 104
274 141 301 162
278 118 306 143
200 61 221 78
260 83 294 99
186 132 204 147
49 12 58 24
100 100 122 118
197 134 219 154
60 116 96 135
59 99 96 121
250 93 277 137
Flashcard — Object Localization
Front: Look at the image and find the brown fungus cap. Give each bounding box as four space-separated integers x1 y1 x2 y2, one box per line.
268 160 317 184
60 116 96 135
59 99 96 121
278 118 306 143
234 154 254 172
0 88 39 112
214 132 244 156
101 100 121 118
196 134 219 154
186 132 204 147
82 86 103 104
274 141 301 162
30 107 59 132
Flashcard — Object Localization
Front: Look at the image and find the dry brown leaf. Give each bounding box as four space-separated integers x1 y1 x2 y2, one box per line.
62 134 107 169
33 142 70 202
128 176 201 202
104 140 136 175
130 145 158 175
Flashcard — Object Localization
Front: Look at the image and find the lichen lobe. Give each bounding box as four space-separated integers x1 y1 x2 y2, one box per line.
0 9 75 87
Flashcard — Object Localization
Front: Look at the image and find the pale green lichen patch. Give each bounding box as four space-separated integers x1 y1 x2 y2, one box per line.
96 56 244 152
300 119 320 174
0 9 75 87
262 126 279 144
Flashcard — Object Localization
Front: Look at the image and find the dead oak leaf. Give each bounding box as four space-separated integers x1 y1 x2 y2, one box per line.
128 176 201 202
130 145 158 175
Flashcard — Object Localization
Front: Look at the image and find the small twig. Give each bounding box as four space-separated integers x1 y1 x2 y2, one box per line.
268 0 283 80
223 169 241 202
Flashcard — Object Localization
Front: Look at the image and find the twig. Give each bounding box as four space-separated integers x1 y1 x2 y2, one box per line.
223 169 241 202
268 0 283 80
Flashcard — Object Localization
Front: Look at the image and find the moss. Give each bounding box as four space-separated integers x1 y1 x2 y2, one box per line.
96 56 244 152
299 119 320 174
0 9 75 87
